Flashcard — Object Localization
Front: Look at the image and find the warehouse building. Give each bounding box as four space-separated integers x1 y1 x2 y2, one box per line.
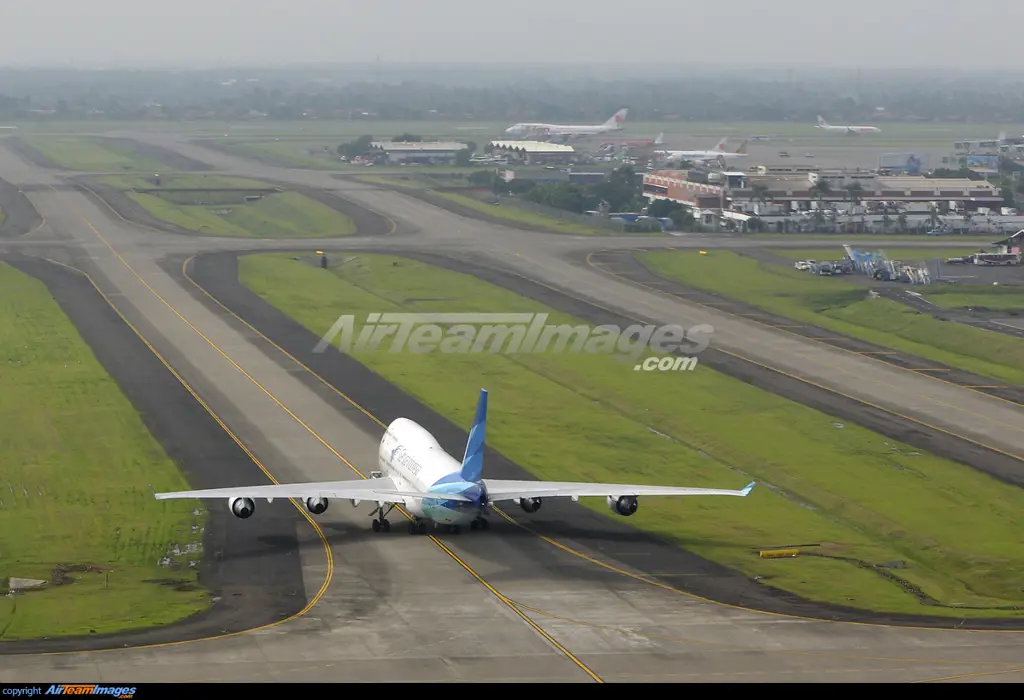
487 140 576 164
369 141 469 164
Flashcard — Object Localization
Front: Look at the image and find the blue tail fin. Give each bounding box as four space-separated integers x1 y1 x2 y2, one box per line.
460 389 487 482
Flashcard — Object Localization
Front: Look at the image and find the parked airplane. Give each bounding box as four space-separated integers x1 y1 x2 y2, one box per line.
815 116 881 134
155 389 755 534
504 108 628 139
654 137 749 165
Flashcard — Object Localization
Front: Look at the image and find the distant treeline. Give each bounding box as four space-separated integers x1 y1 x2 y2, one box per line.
2 67 1024 122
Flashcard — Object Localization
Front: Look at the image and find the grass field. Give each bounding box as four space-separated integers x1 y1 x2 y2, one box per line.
919 286 1024 312
0 263 207 640
19 136 169 172
96 174 356 238
210 139 347 169
238 251 1024 618
637 250 1024 385
354 175 612 235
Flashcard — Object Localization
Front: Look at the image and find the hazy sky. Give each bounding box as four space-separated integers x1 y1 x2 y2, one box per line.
3 0 1020 69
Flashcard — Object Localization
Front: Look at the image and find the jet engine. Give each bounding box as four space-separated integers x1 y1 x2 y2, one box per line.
607 495 638 516
306 497 329 515
229 496 255 519
519 497 542 513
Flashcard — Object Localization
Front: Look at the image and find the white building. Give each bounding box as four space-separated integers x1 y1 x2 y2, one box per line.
369 141 469 164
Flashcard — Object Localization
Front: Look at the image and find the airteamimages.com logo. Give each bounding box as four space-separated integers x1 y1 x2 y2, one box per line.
3 687 135 699
313 312 712 371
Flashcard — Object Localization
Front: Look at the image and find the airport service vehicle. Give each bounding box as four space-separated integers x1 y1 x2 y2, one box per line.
815 116 881 134
155 389 754 534
504 108 628 138
973 253 1019 265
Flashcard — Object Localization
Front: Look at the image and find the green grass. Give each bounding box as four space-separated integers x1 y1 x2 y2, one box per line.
212 139 346 169
918 286 1024 312
354 175 614 235
96 174 356 238
238 251 1024 618
98 174 268 190
434 192 611 235
637 250 1024 385
0 263 208 640
19 136 168 172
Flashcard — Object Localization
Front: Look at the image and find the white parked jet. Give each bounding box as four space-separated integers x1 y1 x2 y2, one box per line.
504 108 628 139
815 116 880 134
654 137 749 165
155 389 754 534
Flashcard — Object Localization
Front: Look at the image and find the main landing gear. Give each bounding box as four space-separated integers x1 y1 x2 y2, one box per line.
469 516 489 531
371 503 395 533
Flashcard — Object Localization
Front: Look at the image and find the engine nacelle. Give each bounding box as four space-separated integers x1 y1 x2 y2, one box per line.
519 497 542 513
306 497 329 515
607 495 638 517
229 497 255 519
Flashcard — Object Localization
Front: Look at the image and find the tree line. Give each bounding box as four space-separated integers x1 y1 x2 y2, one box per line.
4 68 1024 122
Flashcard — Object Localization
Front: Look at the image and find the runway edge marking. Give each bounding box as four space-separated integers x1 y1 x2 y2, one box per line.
184 250 1024 634
586 248 1024 411
578 249 1024 461
54 189 600 682
17 256 335 656
177 255 601 682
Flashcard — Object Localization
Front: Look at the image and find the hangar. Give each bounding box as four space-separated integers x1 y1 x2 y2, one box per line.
487 140 575 164
369 141 469 164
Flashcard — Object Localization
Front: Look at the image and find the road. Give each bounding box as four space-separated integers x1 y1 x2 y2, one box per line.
0 135 1022 683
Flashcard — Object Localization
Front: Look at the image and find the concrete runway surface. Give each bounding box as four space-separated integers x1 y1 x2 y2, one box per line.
0 136 1022 682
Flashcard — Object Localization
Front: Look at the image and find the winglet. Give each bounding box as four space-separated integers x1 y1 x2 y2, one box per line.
460 389 487 483
741 482 756 496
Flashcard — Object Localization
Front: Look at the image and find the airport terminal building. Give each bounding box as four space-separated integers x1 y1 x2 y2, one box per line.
369 141 469 164
643 168 1009 231
487 141 575 164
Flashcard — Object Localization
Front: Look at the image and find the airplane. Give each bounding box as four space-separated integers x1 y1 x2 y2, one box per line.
154 389 755 535
504 108 628 139
654 137 749 166
815 115 881 134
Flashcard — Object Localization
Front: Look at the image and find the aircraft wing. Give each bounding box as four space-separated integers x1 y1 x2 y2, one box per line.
154 476 473 503
482 479 754 502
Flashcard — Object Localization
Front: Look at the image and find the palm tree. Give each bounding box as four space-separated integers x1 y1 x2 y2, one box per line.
751 183 770 213
845 182 864 207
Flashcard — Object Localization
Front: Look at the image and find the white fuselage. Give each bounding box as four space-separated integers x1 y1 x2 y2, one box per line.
816 124 880 134
657 149 747 163
505 123 620 137
377 418 485 526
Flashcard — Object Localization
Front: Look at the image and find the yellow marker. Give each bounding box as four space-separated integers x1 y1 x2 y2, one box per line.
759 548 799 559
315 250 324 255
699 250 708 255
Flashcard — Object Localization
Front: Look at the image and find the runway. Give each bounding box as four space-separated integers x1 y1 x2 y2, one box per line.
0 135 1023 682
